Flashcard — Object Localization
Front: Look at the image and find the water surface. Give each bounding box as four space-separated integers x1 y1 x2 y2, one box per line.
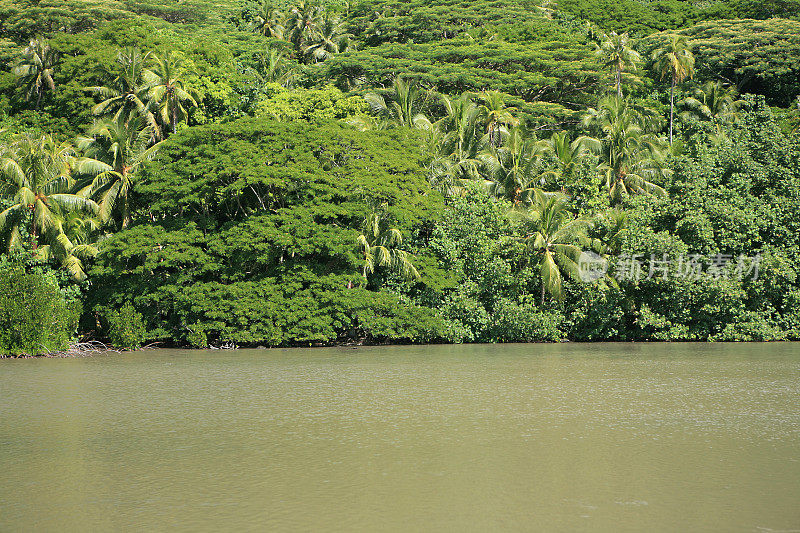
2 343 799 531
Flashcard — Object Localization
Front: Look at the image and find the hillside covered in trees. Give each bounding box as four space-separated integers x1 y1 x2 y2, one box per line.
1 0 799 354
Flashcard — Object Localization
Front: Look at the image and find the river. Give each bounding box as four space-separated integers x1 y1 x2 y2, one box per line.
1 343 799 531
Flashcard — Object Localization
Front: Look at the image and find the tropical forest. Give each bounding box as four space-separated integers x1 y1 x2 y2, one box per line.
2 0 800 354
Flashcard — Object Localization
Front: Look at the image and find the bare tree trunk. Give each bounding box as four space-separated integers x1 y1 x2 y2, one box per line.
616 68 622 98
122 192 131 229
35 89 42 110
541 282 546 307
29 204 38 250
669 77 675 145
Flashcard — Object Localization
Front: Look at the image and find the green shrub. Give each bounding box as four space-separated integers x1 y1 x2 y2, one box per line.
185 324 209 349
104 302 146 350
0 266 79 356
487 298 566 342
254 84 367 122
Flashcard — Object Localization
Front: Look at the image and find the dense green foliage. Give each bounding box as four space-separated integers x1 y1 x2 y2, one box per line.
557 0 799 34
85 119 448 346
642 19 800 105
104 301 146 349
0 264 79 355
1 0 799 352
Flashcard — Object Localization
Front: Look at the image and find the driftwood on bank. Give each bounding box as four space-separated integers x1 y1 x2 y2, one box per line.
0 341 121 359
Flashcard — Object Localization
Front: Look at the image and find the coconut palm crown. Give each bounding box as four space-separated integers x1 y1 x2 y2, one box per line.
13 38 58 109
653 34 695 144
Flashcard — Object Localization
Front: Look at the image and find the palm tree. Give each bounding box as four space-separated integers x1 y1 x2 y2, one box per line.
251 2 285 38
303 13 352 62
76 114 163 228
582 96 669 203
35 212 101 281
653 34 695 144
285 1 322 56
13 38 58 110
538 131 595 188
345 114 392 132
479 126 542 204
582 95 663 134
357 202 420 282
595 32 640 97
436 93 476 133
476 90 519 147
364 77 430 129
679 81 743 124
260 48 296 86
145 51 198 135
86 49 160 138
592 208 627 255
243 48 297 107
437 94 486 162
511 190 588 304
427 94 487 194
0 134 104 253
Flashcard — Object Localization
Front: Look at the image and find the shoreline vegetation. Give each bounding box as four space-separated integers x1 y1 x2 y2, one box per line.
1 0 800 356
0 341 119 359
5 338 800 360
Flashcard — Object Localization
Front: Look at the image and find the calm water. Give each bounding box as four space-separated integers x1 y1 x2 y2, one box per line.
1 343 799 532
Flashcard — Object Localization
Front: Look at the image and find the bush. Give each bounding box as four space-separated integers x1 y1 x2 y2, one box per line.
0 266 79 356
104 302 146 350
487 298 566 342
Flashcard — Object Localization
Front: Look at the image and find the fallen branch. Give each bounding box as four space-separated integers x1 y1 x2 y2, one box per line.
54 341 121 358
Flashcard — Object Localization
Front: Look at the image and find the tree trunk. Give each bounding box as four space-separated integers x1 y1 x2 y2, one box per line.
35 89 42 110
616 68 622 98
669 77 675 145
541 281 546 307
172 101 177 134
122 192 131 229
29 203 38 250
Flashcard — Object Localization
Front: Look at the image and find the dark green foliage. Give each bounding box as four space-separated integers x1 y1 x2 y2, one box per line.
104 300 146 349
87 118 448 346
0 0 234 43
422 183 565 342
319 34 603 114
562 98 800 341
346 0 554 46
703 0 800 20
0 264 79 355
558 0 800 35
666 96 800 256
487 298 565 342
557 0 701 35
0 0 133 42
642 19 800 106
0 19 246 136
